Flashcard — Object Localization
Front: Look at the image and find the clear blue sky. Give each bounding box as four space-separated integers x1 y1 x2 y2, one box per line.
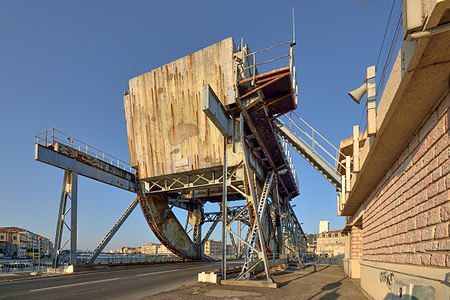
0 0 398 251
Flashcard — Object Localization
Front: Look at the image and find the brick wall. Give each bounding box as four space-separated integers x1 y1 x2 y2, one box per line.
351 226 363 259
362 92 449 267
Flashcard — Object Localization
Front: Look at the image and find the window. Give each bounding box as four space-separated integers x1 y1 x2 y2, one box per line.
13 235 17 240
0 234 4 240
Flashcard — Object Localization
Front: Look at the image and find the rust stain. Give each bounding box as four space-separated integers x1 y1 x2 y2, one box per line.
168 122 199 146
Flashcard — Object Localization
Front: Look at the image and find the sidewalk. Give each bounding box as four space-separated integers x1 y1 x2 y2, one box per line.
145 264 369 300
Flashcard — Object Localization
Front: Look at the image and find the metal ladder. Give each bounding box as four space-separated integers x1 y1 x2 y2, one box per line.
236 172 274 280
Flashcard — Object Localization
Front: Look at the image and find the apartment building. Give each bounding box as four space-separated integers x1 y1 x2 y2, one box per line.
0 227 53 256
316 230 346 257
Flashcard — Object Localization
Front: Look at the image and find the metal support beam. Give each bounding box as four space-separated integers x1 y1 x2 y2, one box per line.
52 170 78 267
237 112 274 283
221 136 228 280
53 170 69 267
87 197 139 264
193 206 203 257
70 172 78 266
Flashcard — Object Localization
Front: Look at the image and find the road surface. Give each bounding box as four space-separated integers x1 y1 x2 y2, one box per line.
0 261 231 299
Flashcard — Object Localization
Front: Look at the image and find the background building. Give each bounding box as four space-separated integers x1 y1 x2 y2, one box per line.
316 230 346 257
319 221 330 234
0 227 53 256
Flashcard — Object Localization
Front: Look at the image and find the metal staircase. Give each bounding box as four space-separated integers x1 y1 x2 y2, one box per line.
273 112 345 191
235 172 274 280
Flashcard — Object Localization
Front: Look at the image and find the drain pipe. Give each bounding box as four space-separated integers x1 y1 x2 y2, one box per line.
408 22 450 40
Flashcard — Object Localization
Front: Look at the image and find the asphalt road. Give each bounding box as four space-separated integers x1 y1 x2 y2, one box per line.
0 261 230 300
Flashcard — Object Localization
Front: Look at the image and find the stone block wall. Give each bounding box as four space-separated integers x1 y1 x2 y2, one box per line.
362 92 449 267
351 226 363 259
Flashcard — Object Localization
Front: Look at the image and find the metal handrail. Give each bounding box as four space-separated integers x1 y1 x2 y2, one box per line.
241 40 297 104
35 128 135 173
278 114 347 171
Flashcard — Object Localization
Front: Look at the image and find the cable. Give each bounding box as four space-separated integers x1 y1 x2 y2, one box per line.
376 0 397 69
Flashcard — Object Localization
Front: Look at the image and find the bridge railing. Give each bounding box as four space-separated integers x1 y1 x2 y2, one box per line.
36 128 135 174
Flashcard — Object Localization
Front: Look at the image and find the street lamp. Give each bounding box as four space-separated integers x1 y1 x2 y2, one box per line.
347 66 377 137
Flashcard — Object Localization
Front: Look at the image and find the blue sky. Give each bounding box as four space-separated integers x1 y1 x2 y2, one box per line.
0 1 399 251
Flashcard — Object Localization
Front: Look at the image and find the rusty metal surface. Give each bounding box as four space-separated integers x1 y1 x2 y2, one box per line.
54 143 135 183
35 143 136 192
138 192 200 260
134 173 199 260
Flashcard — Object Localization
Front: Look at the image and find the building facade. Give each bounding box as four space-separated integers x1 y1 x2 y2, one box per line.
336 1 450 299
316 230 346 257
0 227 53 256
139 243 173 255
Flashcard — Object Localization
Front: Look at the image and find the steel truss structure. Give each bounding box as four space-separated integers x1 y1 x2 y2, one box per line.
33 40 331 285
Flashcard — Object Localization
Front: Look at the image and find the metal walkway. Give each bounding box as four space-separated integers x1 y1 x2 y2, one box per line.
273 112 344 191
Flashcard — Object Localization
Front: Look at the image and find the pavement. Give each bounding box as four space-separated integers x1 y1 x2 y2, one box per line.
0 262 368 300
0 261 229 300
146 264 369 300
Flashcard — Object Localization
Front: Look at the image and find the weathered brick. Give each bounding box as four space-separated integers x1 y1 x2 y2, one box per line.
437 176 446 194
412 139 428 162
430 253 446 267
441 201 450 221
431 167 442 182
427 156 439 174
443 159 450 177
424 197 435 211
435 133 449 157
421 227 434 241
407 219 416 231
416 212 428 228
438 239 450 250
415 242 425 252
412 254 421 264
427 207 441 225
422 147 435 168
435 191 449 206
424 241 438 251
421 253 431 266
434 222 449 239
428 182 438 198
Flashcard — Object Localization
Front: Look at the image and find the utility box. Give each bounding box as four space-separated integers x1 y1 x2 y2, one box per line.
124 37 243 180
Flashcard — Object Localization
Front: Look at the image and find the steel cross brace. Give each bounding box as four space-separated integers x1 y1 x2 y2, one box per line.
86 197 139 264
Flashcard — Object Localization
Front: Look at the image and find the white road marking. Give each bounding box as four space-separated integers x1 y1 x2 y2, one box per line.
134 268 184 277
28 264 220 293
29 277 121 292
